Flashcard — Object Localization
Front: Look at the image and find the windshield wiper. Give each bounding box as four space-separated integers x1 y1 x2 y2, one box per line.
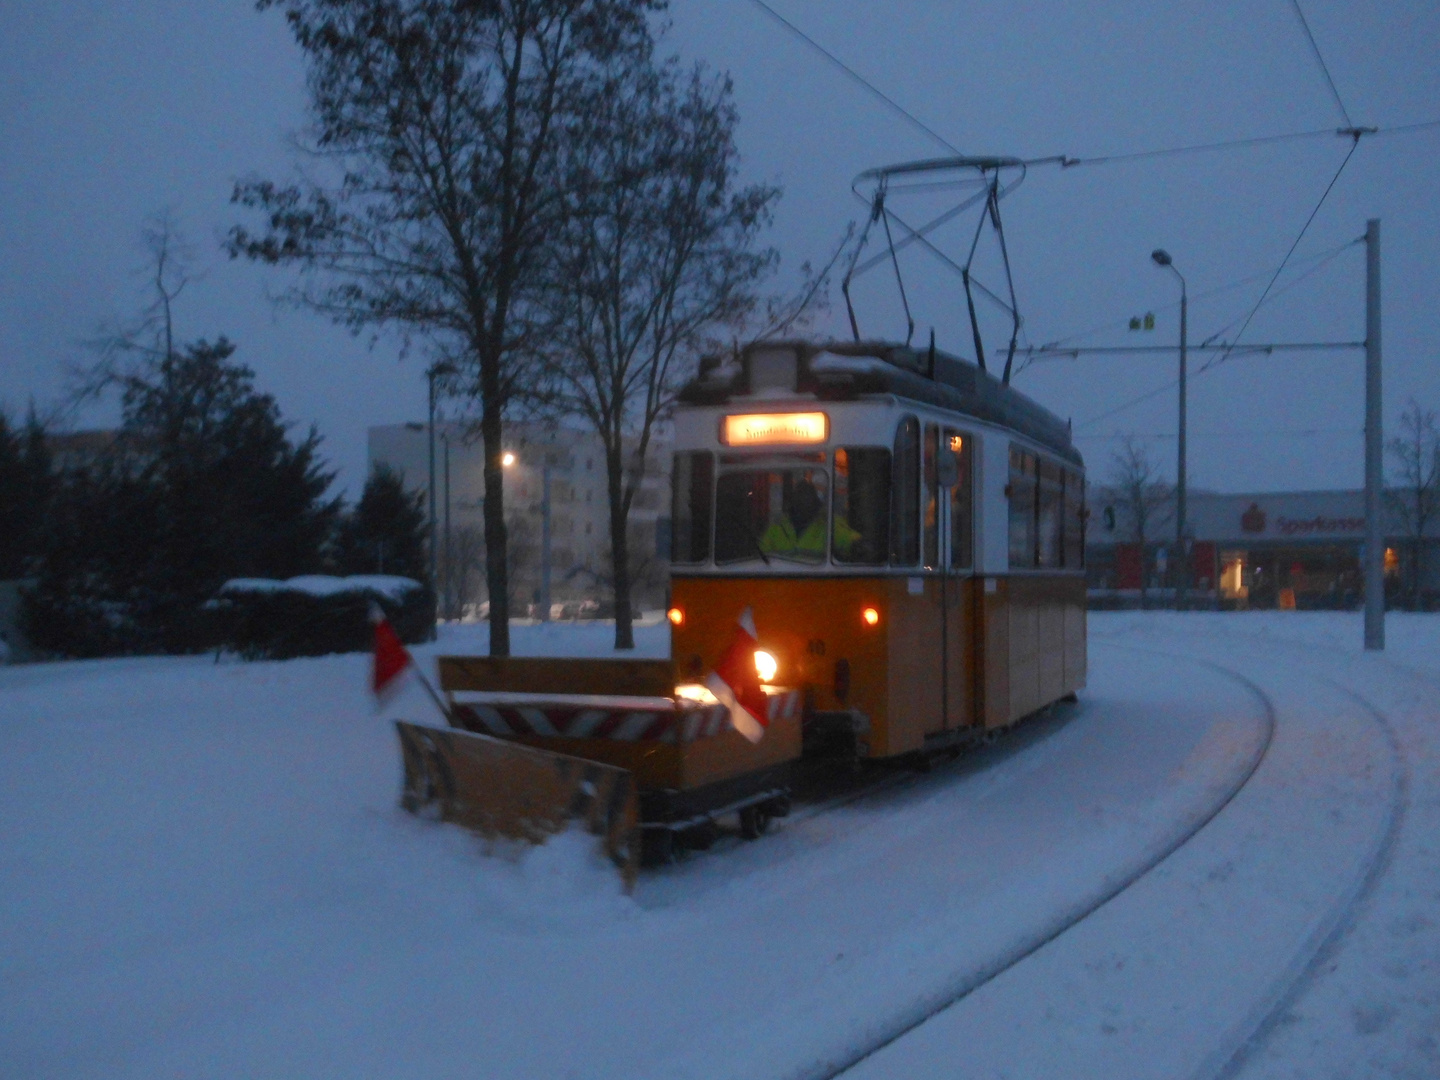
745 525 772 565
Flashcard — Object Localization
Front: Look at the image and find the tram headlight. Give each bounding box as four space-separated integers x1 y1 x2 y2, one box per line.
753 650 778 683
862 606 881 627
667 607 684 627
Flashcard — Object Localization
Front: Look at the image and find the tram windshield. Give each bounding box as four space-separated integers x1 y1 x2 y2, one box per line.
715 465 830 564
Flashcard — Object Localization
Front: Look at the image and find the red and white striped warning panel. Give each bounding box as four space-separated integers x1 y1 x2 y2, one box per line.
447 688 800 745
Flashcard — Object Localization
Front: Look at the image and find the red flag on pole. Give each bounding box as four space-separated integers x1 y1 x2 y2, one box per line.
705 607 769 743
371 606 413 700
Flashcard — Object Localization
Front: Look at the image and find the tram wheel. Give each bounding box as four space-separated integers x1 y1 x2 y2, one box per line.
641 827 675 866
739 803 773 840
683 821 719 851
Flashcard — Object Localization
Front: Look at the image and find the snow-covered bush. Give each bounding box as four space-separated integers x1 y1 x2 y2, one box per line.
209 575 434 659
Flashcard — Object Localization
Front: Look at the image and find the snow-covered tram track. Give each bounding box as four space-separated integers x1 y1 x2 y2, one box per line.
831 637 1409 1080
804 648 1281 1080
1200 677 1408 1080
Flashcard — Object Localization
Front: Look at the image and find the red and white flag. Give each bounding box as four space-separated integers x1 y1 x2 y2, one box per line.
371 605 413 702
705 607 769 743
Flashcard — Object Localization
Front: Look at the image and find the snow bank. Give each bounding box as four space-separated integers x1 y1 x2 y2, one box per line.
4 612 1437 1078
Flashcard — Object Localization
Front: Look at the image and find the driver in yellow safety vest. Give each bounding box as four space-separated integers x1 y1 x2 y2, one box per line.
760 476 852 558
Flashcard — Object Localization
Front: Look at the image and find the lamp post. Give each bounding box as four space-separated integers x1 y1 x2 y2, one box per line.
425 361 457 598
1151 249 1188 609
440 429 452 619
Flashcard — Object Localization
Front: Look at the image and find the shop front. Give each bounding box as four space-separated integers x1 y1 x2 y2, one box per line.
1086 488 1424 611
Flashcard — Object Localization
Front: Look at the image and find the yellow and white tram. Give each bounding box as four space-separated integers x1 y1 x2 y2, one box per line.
668 338 1087 761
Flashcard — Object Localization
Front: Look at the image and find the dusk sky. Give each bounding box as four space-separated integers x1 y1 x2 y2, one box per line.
2 1 1436 496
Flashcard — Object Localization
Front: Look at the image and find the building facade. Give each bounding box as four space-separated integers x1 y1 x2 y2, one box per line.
368 421 672 617
1087 487 1440 610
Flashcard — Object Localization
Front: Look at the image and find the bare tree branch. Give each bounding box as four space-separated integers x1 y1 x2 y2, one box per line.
537 51 778 646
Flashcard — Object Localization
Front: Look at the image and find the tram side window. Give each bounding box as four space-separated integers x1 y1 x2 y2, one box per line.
1008 446 1038 569
670 451 713 563
945 429 974 569
833 447 891 565
923 423 940 569
1037 459 1064 568
1064 468 1086 568
891 417 920 566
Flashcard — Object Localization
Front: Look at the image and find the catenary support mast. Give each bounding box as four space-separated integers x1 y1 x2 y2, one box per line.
1363 219 1384 650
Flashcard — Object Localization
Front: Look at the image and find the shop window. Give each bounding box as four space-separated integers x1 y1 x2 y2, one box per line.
1008 446 1037 569
891 417 920 566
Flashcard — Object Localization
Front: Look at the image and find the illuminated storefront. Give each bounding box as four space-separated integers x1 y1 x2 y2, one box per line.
1087 489 1437 610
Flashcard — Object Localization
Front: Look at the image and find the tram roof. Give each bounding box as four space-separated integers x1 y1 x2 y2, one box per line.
679 339 1083 468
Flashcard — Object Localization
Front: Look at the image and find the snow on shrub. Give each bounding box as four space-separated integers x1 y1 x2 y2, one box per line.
209 575 435 659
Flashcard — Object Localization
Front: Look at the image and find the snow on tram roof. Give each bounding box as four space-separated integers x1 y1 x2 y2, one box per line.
681 339 1082 467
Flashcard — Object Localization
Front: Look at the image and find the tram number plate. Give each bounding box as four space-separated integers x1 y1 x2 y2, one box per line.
907 577 924 595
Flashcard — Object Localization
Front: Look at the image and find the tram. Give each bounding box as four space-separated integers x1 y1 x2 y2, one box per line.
667 337 1087 761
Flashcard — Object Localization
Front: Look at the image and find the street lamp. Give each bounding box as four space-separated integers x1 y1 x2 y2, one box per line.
426 361 458 598
1151 249 1188 608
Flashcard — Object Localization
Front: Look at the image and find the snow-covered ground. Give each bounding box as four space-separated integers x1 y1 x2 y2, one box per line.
1 614 1437 1078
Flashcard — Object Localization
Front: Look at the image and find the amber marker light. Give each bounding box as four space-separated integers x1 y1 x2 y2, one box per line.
862 606 881 627
721 412 828 446
667 607 684 627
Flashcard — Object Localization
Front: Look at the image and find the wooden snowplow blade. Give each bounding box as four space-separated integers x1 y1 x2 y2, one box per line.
395 720 640 891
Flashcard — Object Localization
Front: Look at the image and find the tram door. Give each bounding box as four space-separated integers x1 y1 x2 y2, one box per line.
923 424 976 734
940 427 975 730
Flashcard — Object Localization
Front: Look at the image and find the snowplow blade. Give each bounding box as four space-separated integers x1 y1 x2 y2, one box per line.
395 720 640 891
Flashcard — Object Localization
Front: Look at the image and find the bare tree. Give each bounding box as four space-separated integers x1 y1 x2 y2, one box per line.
541 50 778 647
229 0 657 656
443 523 486 617
1110 435 1172 605
79 212 199 395
1386 399 1440 608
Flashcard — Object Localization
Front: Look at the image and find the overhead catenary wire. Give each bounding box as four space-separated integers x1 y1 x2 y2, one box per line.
1075 136 1364 430
1192 136 1362 379
1289 0 1353 127
1196 236 1361 348
743 4 1438 423
744 0 1439 171
1072 427 1360 441
746 0 960 155
1014 237 1363 374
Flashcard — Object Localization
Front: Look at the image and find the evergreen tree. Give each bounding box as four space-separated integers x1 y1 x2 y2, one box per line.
0 409 53 579
332 463 428 580
26 339 340 656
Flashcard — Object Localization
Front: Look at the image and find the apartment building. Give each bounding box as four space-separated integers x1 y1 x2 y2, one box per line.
368 421 672 616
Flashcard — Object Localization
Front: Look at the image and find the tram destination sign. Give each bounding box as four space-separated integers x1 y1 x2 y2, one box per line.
721 412 828 446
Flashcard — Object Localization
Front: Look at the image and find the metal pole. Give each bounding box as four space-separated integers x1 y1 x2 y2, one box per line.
427 370 438 592
1177 283 1188 610
443 433 452 620
540 458 552 622
1364 219 1385 650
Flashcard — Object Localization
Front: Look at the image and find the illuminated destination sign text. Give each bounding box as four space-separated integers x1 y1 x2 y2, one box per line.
721 412 829 446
